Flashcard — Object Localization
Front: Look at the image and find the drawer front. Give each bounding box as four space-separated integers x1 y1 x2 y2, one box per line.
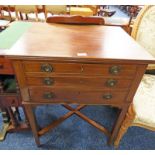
23 61 82 74
0 58 14 75
29 87 128 106
83 64 136 76
77 91 128 106
23 61 136 77
26 76 132 90
29 88 78 103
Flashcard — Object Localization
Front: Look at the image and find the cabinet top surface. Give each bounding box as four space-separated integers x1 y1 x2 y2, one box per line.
2 21 155 63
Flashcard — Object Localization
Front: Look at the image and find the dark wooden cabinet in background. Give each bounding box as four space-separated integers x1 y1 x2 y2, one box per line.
0 56 29 136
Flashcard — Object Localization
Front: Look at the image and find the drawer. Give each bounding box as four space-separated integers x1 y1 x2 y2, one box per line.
29 88 79 103
23 61 82 74
26 76 132 90
77 91 128 106
23 61 137 77
29 87 128 107
83 64 137 76
0 95 21 107
0 57 14 75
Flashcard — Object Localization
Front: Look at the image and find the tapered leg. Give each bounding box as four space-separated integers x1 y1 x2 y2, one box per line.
108 103 132 145
114 104 135 148
24 104 40 146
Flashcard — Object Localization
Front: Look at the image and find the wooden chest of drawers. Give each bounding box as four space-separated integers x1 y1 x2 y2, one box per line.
11 57 149 146
14 60 139 108
6 22 155 146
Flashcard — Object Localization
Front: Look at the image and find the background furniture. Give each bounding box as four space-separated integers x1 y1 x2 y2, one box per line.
84 5 100 15
70 7 93 16
4 20 155 146
0 60 23 140
0 6 12 31
15 5 39 21
45 5 67 20
0 56 29 141
0 5 15 21
0 5 141 32
46 15 105 25
114 5 155 148
99 8 116 17
0 23 30 140
0 19 10 31
118 5 143 17
74 5 100 15
104 16 133 34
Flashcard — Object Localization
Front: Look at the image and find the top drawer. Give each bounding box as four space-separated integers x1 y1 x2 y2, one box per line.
23 61 82 74
23 61 137 77
0 57 14 75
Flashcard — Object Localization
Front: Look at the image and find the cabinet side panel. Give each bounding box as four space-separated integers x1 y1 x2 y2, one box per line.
126 64 148 102
12 60 30 102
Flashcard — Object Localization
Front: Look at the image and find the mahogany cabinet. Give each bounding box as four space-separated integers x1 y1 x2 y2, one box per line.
5 22 155 146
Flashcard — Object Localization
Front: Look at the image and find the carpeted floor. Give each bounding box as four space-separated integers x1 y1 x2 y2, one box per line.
0 105 155 150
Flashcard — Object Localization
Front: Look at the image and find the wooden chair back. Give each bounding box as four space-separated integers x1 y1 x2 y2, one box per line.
0 6 2 17
46 15 105 25
45 5 67 19
0 5 15 21
15 5 38 21
85 5 100 15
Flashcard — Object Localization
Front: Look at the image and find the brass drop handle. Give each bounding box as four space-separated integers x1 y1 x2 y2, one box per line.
0 64 4 69
43 92 55 99
43 77 54 85
103 94 112 99
106 79 117 87
41 64 53 72
109 66 121 75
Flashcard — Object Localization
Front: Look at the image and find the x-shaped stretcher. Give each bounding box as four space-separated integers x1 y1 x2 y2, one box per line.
36 104 111 143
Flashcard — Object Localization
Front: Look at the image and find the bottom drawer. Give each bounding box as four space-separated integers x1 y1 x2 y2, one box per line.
29 88 128 107
77 91 127 106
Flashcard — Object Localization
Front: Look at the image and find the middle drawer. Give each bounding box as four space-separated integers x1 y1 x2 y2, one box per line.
26 76 132 90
